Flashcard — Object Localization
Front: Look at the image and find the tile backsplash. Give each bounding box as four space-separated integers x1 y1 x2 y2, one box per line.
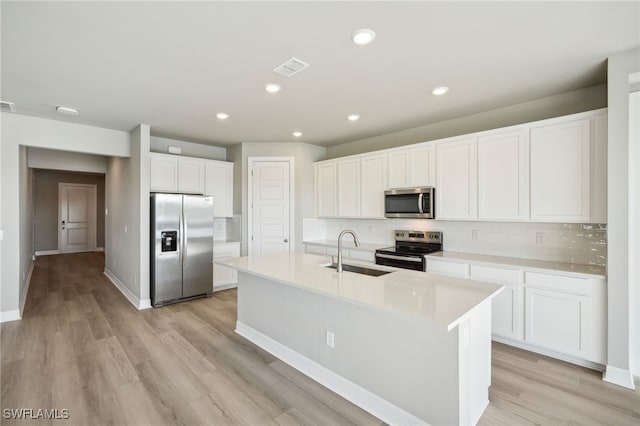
304 218 607 266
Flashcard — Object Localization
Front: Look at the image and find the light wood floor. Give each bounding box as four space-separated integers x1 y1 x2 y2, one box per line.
1 253 638 426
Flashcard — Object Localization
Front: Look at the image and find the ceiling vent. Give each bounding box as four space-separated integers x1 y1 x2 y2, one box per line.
0 101 16 113
273 57 310 77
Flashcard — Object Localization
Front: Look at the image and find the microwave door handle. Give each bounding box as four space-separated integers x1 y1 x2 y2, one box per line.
417 193 424 214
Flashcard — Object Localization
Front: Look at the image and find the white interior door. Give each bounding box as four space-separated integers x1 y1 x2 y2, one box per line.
59 183 97 253
249 159 292 256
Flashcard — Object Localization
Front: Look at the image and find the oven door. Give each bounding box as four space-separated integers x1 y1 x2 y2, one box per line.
375 252 426 271
384 188 434 218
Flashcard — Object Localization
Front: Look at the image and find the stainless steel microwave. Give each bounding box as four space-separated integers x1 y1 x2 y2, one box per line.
384 187 435 219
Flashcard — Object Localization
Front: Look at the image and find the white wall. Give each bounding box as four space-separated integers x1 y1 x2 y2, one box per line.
327 85 607 159
18 147 34 317
27 147 108 173
228 142 326 255
1 112 130 320
150 136 226 160
629 88 640 378
104 125 150 307
605 48 640 387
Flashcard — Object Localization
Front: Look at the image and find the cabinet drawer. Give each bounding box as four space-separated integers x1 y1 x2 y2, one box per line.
524 272 589 295
426 259 468 278
348 250 375 263
470 265 522 284
305 244 326 255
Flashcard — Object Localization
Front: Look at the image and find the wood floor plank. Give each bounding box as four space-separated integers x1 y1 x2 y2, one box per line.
2 252 639 426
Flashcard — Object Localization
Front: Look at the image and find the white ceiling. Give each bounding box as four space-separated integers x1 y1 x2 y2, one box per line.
2 1 638 147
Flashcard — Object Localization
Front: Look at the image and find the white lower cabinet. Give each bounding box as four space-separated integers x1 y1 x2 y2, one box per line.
523 272 605 364
427 257 606 365
470 265 524 341
213 242 241 291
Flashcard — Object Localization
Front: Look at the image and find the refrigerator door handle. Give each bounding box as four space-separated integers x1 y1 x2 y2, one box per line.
178 212 183 266
182 210 188 266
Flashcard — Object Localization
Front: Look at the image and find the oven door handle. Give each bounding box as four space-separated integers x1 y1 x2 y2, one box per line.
418 193 424 214
375 253 423 263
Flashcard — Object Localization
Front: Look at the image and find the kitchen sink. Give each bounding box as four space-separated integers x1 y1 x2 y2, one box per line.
323 263 393 277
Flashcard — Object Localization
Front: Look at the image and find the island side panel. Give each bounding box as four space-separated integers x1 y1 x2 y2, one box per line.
236 271 464 425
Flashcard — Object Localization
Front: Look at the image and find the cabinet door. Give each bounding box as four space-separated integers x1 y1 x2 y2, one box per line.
492 285 523 340
150 153 178 192
478 131 529 220
590 115 607 223
530 119 590 222
387 151 410 189
409 145 435 187
178 158 205 194
436 138 478 220
205 161 234 217
360 153 387 218
525 287 590 359
315 162 337 217
213 260 237 288
337 159 360 217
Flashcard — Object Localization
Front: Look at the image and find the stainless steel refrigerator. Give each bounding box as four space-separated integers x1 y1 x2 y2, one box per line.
150 193 214 307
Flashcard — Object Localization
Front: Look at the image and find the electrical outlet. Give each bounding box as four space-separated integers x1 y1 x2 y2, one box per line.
22 272 25 280
105 208 109 216
326 330 335 348
471 229 479 240
536 232 545 245
124 225 128 234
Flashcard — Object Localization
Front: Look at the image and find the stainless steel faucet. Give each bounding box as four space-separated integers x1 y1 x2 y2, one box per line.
337 229 360 272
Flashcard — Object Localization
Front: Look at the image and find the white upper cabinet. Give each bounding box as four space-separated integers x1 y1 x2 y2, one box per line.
337 158 361 217
436 138 478 220
477 130 529 221
530 119 590 222
315 161 337 217
150 153 179 192
360 153 387 218
204 160 234 217
590 115 607 223
177 157 205 194
387 144 435 189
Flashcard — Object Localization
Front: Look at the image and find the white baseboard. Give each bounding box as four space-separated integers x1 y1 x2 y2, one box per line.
604 365 636 390
35 249 60 256
492 335 605 372
19 260 35 317
235 321 427 426
0 310 21 323
212 283 237 292
103 269 150 311
96 247 105 252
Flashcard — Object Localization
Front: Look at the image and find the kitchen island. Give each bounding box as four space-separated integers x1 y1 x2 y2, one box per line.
215 253 503 425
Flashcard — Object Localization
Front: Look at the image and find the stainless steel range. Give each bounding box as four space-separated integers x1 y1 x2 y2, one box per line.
375 230 442 271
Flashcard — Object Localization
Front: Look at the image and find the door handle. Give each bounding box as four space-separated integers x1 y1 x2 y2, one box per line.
284 238 289 243
183 211 188 266
178 213 183 266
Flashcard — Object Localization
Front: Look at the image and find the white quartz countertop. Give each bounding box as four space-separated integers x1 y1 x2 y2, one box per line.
426 251 606 278
216 253 503 331
303 239 387 252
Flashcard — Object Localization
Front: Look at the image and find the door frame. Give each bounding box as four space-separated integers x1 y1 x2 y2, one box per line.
58 182 98 253
247 157 295 256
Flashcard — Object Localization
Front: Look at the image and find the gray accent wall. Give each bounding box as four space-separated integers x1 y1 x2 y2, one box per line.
33 170 106 252
327 84 607 159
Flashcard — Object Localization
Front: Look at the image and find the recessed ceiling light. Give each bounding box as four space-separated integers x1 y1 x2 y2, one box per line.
265 83 282 93
56 106 79 115
432 86 449 96
292 131 303 138
216 112 229 120
352 29 376 45
348 114 360 122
